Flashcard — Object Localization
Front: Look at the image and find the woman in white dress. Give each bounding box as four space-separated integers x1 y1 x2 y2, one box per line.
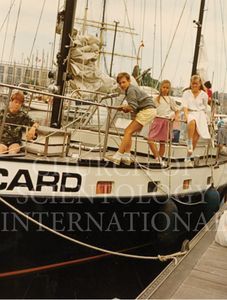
182 75 210 165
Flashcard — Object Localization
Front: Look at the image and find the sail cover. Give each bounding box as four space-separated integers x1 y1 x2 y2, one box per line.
69 31 116 93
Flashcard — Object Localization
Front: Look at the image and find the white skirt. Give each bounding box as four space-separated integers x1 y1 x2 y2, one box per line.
188 111 210 139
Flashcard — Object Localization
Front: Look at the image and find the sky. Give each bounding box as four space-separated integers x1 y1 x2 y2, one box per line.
0 0 227 92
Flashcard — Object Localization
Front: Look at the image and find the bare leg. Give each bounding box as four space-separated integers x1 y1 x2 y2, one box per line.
118 120 143 154
8 143 20 154
159 142 165 158
188 120 196 140
193 130 200 149
149 141 159 158
0 144 8 154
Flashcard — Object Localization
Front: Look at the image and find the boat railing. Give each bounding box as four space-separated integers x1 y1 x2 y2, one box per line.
0 82 218 166
18 82 48 91
0 82 121 158
67 89 119 129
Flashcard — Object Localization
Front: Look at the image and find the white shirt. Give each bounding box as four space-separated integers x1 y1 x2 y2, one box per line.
182 89 208 112
154 95 179 118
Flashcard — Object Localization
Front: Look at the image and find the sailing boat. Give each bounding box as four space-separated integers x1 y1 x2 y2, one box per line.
0 0 227 297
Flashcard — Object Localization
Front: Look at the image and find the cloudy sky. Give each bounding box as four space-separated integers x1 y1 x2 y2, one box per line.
0 0 227 92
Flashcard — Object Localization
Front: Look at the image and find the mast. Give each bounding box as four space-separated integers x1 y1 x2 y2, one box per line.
50 0 77 128
191 0 205 76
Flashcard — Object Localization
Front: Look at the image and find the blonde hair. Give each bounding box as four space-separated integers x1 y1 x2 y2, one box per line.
190 75 205 91
157 80 171 103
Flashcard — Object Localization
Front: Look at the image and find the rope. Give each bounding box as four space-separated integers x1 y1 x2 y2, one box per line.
0 196 187 262
170 196 205 206
0 253 110 279
0 242 153 279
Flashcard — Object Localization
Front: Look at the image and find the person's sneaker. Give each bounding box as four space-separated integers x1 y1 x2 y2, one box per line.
160 160 167 167
121 157 132 165
152 157 160 164
184 158 193 167
220 147 227 156
105 155 121 165
187 144 193 154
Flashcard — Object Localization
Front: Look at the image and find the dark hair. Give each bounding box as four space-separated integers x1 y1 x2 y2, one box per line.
204 81 212 89
116 72 131 83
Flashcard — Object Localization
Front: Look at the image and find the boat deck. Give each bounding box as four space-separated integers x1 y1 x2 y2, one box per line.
1 146 226 168
137 203 227 299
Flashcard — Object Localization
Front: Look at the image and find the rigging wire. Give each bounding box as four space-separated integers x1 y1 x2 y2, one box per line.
82 0 89 35
213 0 219 88
129 0 136 71
49 0 61 70
141 0 146 41
138 0 146 68
159 0 163 81
219 0 227 93
122 0 137 56
0 0 15 63
120 1 127 69
23 0 46 79
9 0 22 64
166 0 178 49
152 0 157 79
0 0 16 34
171 0 194 84
156 0 188 87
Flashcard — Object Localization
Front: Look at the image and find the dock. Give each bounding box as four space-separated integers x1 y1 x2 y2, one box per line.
137 203 227 299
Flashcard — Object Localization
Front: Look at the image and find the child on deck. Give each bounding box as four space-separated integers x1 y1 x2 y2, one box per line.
106 72 156 165
148 80 180 164
0 91 39 154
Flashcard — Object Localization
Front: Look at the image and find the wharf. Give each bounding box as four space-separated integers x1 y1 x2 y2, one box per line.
137 203 227 299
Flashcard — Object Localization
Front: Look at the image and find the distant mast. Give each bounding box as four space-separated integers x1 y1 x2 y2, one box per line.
50 0 77 128
191 0 205 76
